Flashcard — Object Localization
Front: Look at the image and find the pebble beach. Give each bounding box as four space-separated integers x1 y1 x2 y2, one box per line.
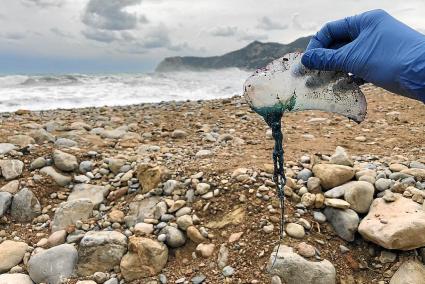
0 85 424 284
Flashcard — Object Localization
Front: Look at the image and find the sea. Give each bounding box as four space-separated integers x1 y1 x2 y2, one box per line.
0 68 251 113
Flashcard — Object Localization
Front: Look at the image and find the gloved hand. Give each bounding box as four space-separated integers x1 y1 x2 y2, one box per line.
302 9 425 103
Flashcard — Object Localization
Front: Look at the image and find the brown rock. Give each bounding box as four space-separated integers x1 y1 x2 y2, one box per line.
107 187 127 201
109 210 125 223
0 240 28 273
205 207 245 229
196 243 215 258
296 242 316 258
120 237 168 281
314 193 325 208
312 164 355 189
136 164 170 193
47 230 67 248
187 226 207 244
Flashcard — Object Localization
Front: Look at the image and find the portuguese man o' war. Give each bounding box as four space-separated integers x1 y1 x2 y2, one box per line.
243 52 367 265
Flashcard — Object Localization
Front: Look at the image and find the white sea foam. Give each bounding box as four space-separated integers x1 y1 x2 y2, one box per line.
0 68 250 112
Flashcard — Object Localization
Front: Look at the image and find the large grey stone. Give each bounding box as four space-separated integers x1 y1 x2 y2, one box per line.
51 199 94 232
159 226 186 248
11 188 41 222
0 192 12 216
0 273 33 284
28 244 78 284
0 160 24 180
68 184 108 208
40 166 72 186
324 207 359 242
268 245 336 284
77 231 127 276
53 150 78 172
0 240 28 273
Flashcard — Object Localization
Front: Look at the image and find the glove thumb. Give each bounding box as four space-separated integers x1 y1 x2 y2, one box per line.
301 48 343 71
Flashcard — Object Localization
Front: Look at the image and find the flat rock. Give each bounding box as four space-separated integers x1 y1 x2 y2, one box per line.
268 245 336 284
11 188 41 222
77 231 127 276
401 168 425 181
343 181 375 213
0 240 28 273
51 199 94 232
0 160 24 180
55 138 78 148
324 207 359 242
0 180 19 194
324 198 350 209
68 184 108 208
324 183 347 198
358 194 425 250
28 244 78 284
120 237 168 281
0 273 33 284
312 164 354 189
40 166 72 186
390 260 425 284
7 135 35 147
125 196 161 227
53 150 78 172
205 207 245 229
0 143 16 155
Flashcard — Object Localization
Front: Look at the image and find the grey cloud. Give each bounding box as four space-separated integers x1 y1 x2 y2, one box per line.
21 0 63 8
257 16 288 30
82 0 145 31
82 28 117 43
291 13 319 31
1 32 26 40
50 27 74 38
239 32 268 42
208 26 238 37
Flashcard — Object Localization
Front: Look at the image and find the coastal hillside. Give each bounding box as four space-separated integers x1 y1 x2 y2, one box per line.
156 36 312 72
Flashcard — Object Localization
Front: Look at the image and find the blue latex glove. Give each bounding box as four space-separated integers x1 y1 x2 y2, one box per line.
302 9 425 103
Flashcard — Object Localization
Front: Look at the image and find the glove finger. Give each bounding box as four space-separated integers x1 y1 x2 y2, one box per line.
301 48 343 71
306 18 359 50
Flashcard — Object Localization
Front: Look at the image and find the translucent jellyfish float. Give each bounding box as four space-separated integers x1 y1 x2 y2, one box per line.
243 52 367 265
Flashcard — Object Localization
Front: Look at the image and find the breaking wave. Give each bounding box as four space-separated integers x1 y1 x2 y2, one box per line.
0 68 250 112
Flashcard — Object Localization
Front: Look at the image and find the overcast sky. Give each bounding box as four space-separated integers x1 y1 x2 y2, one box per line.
1 0 425 74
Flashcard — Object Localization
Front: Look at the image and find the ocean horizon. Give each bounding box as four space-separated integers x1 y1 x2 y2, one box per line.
0 68 250 113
